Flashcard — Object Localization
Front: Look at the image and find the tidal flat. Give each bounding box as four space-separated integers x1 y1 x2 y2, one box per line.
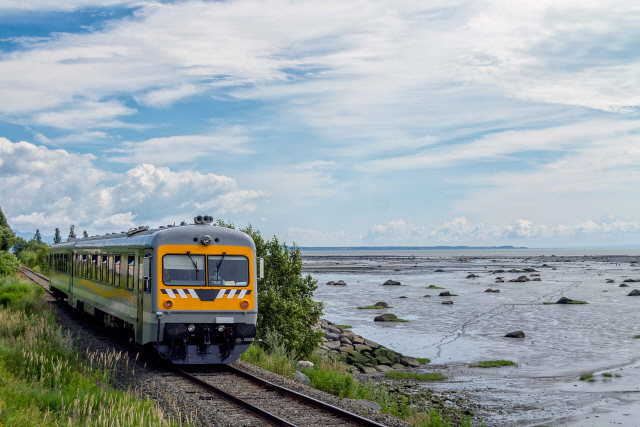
304 252 640 426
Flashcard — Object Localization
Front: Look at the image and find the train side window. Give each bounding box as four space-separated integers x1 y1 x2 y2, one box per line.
101 256 106 282
107 254 114 284
127 254 135 290
96 255 101 281
64 254 68 274
138 256 144 291
114 254 121 287
83 254 88 278
88 255 94 280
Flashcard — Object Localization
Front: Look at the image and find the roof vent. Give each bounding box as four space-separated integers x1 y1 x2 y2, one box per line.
127 226 150 236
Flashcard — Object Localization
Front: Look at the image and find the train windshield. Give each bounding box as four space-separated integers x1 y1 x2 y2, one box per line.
207 255 249 287
162 254 206 286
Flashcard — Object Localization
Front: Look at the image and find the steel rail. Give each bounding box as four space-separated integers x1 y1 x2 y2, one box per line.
226 365 389 427
18 265 389 427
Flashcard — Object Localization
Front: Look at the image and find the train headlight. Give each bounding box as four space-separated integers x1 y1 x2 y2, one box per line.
164 300 173 308
240 300 249 309
217 325 226 332
201 235 212 245
187 324 196 333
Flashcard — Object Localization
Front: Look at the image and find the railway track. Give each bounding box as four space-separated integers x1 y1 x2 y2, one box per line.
19 266 390 427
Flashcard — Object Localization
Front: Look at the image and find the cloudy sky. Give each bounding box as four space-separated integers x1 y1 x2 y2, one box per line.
1 0 640 247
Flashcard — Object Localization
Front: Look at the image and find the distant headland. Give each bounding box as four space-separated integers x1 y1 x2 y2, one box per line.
299 246 528 250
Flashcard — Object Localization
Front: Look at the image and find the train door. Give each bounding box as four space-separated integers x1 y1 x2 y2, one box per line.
136 253 151 343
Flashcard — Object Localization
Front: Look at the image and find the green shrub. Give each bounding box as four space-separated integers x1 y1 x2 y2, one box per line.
469 360 517 368
384 371 448 381
17 249 37 267
579 373 594 381
0 251 20 277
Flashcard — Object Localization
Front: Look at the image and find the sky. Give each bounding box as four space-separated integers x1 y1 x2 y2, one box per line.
1 0 640 247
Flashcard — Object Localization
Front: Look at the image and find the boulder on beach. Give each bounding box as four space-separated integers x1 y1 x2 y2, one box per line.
505 331 525 338
428 285 439 288
508 269 522 273
623 279 638 283
628 289 640 296
523 268 537 272
556 297 573 304
423 294 431 298
492 269 505 273
485 288 500 293
439 291 452 296
532 278 541 281
435 269 445 272
326 281 335 285
374 301 389 308
442 300 453 305
495 278 504 283
466 274 479 279
540 264 550 267
382 280 401 286
606 279 615 283
620 284 629 287
509 276 530 283
399 296 407 298
374 313 398 322
335 280 347 286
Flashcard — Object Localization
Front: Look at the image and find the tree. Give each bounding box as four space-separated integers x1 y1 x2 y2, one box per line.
0 206 16 252
68 225 76 240
0 252 20 277
216 220 324 357
11 236 28 254
53 228 61 244
83 230 89 238
34 229 42 243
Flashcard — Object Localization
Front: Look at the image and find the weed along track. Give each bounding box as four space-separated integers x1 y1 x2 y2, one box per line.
20 266 393 427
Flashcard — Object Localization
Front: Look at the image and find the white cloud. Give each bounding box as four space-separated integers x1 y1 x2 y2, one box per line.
280 226 349 246
0 137 263 233
134 84 200 108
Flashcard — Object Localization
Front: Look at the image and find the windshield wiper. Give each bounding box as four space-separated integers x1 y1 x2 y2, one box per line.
186 251 199 276
216 252 226 272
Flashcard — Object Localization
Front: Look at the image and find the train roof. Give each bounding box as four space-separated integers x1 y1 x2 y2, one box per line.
50 224 255 251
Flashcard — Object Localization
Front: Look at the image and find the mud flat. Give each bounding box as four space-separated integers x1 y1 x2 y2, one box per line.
305 254 640 427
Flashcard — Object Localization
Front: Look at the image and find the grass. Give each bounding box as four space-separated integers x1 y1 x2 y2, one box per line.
602 372 612 377
469 360 517 368
240 332 475 427
385 371 448 381
416 358 430 364
337 325 352 329
633 335 640 339
543 300 588 305
426 286 445 289
579 373 594 381
0 274 190 427
387 318 409 322
357 305 392 309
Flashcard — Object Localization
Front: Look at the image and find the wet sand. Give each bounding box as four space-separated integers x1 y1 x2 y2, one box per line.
304 255 640 426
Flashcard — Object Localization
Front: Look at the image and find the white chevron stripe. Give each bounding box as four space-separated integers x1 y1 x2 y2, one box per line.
216 290 226 299
227 289 237 299
165 289 176 299
188 289 199 299
238 290 247 299
177 289 187 298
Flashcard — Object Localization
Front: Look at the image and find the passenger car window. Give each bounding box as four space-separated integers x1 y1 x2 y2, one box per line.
127 254 135 290
207 255 249 287
114 254 121 287
162 254 205 286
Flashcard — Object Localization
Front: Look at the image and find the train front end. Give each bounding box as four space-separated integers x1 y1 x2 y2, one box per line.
149 218 259 364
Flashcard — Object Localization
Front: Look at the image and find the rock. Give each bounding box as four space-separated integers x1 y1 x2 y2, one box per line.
343 399 381 412
485 288 495 293
399 296 407 298
374 301 389 308
509 275 530 282
495 278 504 283
298 360 314 369
294 371 312 386
623 279 637 283
375 365 394 373
374 313 398 321
442 300 453 305
523 268 536 272
541 264 550 267
556 297 573 304
439 291 451 296
324 324 341 335
352 336 365 344
325 341 341 350
382 280 401 286
508 269 522 273
316 348 327 355
620 284 629 287
340 337 353 345
324 331 339 341
346 351 370 365
435 269 445 272
628 289 640 296
363 339 379 349
341 331 356 341
335 280 347 286
326 281 335 286
492 289 501 293
505 331 525 338
338 345 354 353
423 294 431 297
492 269 505 273
532 278 541 281
531 274 540 277
606 279 615 283
466 274 479 278
391 363 405 370
400 357 421 368
354 344 372 351
377 356 393 365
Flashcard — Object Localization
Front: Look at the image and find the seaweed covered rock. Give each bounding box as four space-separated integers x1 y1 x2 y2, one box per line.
374 313 398 322
382 280 401 286
505 331 525 338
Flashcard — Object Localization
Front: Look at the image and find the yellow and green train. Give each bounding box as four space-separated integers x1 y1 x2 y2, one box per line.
48 216 260 364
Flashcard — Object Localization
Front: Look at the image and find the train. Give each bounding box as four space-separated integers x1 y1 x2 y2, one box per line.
47 215 261 364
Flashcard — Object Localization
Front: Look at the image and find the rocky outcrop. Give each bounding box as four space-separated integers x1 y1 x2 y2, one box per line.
382 280 401 286
505 331 525 338
327 280 347 286
374 301 389 308
466 274 479 279
556 297 572 304
509 276 530 282
374 313 398 322
439 291 451 296
628 289 640 296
